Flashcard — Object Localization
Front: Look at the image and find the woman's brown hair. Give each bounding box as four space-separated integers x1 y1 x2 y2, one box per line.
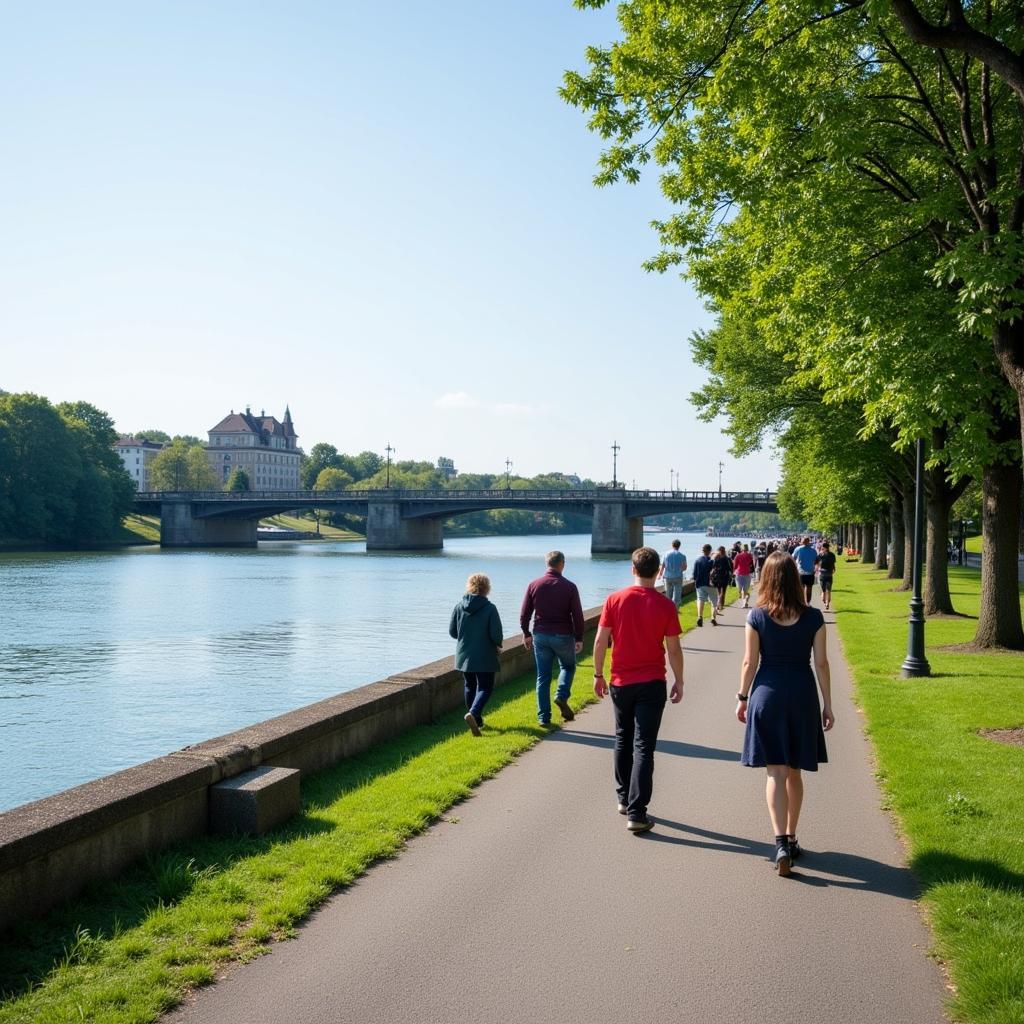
756 551 807 619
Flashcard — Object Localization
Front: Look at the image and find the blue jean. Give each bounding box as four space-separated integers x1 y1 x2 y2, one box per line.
663 577 683 607
463 671 495 726
533 633 576 723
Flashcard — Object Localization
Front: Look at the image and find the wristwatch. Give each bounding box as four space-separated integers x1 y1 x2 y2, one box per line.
736 692 748 701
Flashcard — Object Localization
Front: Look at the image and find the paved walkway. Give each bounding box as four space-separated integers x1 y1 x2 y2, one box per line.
167 599 948 1024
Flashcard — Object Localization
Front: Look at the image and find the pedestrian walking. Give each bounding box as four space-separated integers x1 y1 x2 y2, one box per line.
816 540 837 612
520 550 585 726
710 545 733 612
735 552 834 876
733 543 755 608
593 546 684 833
657 538 687 608
449 573 504 737
792 536 819 604
692 543 718 626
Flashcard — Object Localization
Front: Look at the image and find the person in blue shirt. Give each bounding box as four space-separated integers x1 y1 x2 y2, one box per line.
657 538 687 608
792 536 819 604
691 543 718 627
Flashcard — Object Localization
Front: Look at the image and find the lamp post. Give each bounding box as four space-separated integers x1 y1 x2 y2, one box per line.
718 461 724 496
505 457 512 490
385 443 394 488
669 467 674 492
901 438 931 678
611 440 620 489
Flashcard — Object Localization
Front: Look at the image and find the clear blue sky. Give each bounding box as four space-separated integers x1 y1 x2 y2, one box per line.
2 1 779 491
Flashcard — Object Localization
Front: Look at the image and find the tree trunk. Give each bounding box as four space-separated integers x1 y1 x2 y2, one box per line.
901 486 914 590
875 510 888 570
924 492 955 615
973 456 1024 647
861 521 875 563
888 486 905 580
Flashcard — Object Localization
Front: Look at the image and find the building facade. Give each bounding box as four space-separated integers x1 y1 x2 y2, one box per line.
206 406 302 490
114 437 164 491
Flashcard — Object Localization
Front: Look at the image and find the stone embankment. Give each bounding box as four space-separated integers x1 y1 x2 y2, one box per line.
0 581 694 932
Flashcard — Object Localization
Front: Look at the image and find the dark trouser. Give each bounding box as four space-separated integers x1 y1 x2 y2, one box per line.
610 680 667 821
463 671 495 725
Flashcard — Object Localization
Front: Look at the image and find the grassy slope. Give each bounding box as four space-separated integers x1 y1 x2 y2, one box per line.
260 513 361 539
833 562 1024 1024
0 588 698 1023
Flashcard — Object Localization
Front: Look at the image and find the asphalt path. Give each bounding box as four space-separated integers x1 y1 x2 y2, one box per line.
166 597 948 1024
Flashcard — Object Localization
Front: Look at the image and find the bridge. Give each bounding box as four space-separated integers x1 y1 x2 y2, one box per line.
133 488 778 553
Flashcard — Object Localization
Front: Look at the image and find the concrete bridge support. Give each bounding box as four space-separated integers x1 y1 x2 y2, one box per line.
591 500 644 554
366 502 444 551
161 502 258 548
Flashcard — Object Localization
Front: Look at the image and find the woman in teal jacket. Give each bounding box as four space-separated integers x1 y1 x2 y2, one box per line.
449 573 503 736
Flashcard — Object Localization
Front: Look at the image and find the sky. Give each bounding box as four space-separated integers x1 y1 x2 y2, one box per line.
1 1 780 491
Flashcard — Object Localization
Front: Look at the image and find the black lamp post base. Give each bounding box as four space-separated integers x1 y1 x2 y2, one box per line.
900 656 931 678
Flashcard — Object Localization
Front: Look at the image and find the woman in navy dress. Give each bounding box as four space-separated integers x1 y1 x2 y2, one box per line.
736 551 834 876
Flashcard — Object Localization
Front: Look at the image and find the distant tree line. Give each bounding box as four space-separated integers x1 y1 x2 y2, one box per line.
0 393 135 544
300 443 599 535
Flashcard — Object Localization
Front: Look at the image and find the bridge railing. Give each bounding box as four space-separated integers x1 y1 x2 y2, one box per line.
134 488 778 503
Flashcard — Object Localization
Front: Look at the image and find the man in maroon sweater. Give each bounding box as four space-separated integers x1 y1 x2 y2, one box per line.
520 551 585 725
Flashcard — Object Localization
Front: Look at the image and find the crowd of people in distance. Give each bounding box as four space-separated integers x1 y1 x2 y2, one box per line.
449 537 835 877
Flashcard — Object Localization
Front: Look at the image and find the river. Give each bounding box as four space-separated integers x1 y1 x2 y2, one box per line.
0 530 748 811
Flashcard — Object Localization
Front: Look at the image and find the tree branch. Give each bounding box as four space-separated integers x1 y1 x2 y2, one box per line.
889 0 1024 103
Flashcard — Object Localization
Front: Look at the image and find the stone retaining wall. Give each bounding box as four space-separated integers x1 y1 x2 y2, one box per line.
0 582 693 932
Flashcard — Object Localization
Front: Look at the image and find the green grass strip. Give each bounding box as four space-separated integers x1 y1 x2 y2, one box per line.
832 562 1024 1024
0 588 695 1024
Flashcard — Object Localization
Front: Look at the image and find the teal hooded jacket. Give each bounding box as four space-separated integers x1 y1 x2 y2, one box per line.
449 593 503 672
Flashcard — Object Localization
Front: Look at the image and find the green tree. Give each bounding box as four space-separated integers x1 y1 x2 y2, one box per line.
301 443 345 489
225 468 250 492
149 442 218 491
314 467 353 491
134 429 171 444
564 1 1023 644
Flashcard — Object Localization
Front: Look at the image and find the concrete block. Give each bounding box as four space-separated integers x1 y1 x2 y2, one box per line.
209 766 300 837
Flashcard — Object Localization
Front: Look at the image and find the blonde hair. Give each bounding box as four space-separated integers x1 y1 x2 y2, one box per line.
466 573 491 596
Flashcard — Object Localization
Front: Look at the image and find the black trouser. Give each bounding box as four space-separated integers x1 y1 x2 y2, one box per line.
610 680 667 821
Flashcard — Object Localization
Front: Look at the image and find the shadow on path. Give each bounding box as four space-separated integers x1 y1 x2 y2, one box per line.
551 730 740 762
639 820 924 899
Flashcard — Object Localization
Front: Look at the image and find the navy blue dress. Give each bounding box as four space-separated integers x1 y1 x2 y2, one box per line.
741 606 828 771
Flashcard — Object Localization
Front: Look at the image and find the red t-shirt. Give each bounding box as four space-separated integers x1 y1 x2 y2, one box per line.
599 585 681 686
733 551 755 575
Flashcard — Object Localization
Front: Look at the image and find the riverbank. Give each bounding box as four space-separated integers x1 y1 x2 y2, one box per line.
833 562 1024 1024
0 654 613 1022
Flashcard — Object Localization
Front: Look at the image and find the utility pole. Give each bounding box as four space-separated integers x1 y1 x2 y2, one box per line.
611 440 620 489
718 460 724 495
669 467 674 491
385 443 394 488
505 457 513 489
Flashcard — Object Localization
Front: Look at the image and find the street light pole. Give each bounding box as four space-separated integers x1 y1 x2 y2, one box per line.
505 457 512 489
385 443 394 488
669 467 674 492
718 461 724 496
611 441 620 489
901 438 931 678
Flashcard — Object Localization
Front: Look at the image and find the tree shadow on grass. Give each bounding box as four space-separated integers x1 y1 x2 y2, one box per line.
0 672 543 999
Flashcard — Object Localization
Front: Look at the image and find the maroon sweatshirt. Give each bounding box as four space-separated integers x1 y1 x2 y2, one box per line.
519 569 585 641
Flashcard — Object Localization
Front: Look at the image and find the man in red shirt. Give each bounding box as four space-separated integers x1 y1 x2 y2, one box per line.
592 547 684 833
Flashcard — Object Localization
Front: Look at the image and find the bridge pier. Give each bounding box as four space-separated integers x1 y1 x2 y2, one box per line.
366 502 444 551
591 499 644 554
161 501 258 548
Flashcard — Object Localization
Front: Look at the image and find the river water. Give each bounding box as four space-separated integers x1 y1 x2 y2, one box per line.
0 530 746 811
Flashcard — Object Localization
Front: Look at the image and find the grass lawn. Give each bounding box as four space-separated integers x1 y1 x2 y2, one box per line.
0 588 695 1024
261 513 362 539
113 515 161 544
833 562 1024 1024
964 534 982 555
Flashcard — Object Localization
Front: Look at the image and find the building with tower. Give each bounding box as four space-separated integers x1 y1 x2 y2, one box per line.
205 406 302 490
